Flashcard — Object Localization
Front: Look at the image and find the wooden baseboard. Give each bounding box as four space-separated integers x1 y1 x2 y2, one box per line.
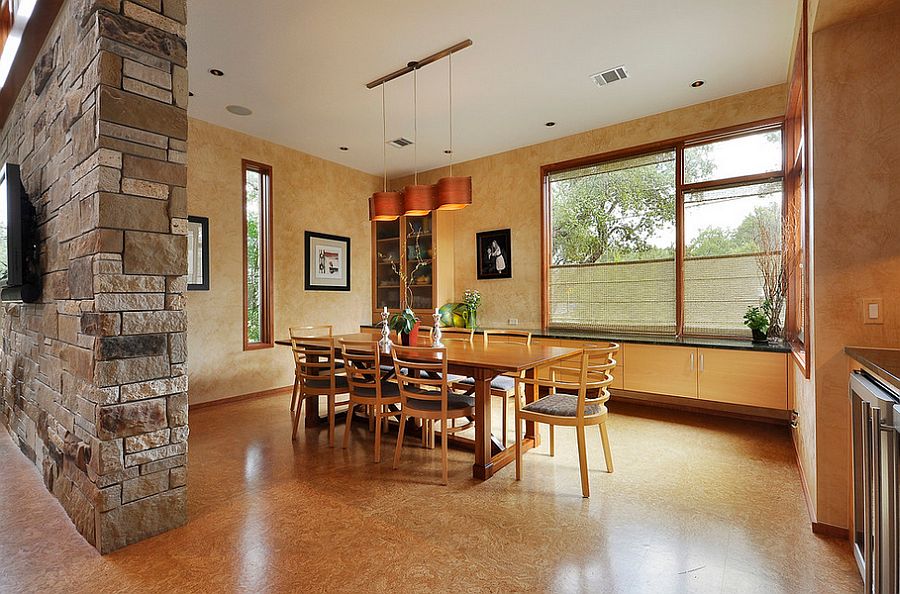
793 431 818 523
189 385 293 410
610 389 791 425
812 522 850 539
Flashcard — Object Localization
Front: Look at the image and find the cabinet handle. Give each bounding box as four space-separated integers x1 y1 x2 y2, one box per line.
700 353 704 372
690 352 695 371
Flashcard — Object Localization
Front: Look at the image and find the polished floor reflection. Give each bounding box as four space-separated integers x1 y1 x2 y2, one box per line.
2 394 861 593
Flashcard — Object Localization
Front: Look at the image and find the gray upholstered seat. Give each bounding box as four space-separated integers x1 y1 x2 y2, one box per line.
304 375 349 389
405 392 475 412
521 393 602 417
352 381 401 398
456 374 517 392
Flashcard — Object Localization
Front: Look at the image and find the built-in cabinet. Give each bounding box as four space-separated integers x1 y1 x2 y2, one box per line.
371 211 454 323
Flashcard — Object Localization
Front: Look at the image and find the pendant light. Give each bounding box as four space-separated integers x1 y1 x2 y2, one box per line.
402 62 435 216
435 52 472 211
369 82 403 221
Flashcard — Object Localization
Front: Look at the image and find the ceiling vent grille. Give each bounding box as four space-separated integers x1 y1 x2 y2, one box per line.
387 137 414 148
590 66 629 87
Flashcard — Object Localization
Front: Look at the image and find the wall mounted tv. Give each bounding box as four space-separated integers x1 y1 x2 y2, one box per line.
1 163 40 302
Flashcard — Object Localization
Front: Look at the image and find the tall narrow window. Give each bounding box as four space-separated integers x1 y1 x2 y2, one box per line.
243 160 273 349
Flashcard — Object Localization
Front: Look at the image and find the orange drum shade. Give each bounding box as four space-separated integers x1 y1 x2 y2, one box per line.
402 184 435 216
369 191 403 221
435 176 472 210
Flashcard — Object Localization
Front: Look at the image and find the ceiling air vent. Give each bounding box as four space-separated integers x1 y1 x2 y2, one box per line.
590 65 629 87
387 137 414 148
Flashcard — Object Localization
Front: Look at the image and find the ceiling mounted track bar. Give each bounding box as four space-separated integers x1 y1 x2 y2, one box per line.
366 39 473 89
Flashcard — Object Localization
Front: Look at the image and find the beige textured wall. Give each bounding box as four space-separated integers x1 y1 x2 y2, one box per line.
809 5 900 528
186 119 380 404
393 85 787 328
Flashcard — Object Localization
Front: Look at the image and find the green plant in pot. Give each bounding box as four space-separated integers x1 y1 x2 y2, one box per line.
389 308 420 346
743 305 770 343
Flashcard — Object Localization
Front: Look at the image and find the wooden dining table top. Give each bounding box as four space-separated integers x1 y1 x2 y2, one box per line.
275 333 580 373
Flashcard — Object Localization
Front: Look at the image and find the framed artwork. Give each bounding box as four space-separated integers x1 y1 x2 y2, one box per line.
305 231 351 291
187 216 210 290
476 228 512 280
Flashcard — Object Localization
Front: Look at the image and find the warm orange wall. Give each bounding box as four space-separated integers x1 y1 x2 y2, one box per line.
186 119 380 404
810 5 900 527
393 85 788 328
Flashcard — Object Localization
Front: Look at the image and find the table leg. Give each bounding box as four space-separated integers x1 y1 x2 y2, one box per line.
524 367 541 447
472 368 494 480
304 395 319 428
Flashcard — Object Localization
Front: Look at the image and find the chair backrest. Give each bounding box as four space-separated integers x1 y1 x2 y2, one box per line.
391 345 449 410
290 335 338 387
552 342 619 382
438 327 474 343
524 349 616 417
483 329 532 346
290 325 333 338
340 338 386 400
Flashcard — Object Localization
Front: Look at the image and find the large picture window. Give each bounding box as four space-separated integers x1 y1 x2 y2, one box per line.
243 160 273 349
544 122 785 338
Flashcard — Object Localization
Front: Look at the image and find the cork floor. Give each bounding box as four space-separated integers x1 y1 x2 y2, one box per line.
2 394 862 594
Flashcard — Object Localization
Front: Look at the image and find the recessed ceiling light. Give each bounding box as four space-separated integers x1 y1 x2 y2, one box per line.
226 105 252 116
545 121 556 127
691 80 705 88
209 68 224 77
339 146 349 151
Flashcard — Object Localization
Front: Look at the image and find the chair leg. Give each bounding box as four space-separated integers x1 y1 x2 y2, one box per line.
576 424 590 498
393 414 408 469
291 394 304 440
328 394 336 447
369 405 375 432
441 419 449 485
549 424 555 457
343 402 355 449
599 421 614 473
515 413 522 481
290 373 299 412
374 405 383 463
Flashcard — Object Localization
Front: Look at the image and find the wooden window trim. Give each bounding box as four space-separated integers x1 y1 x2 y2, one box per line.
541 117 786 336
242 160 274 350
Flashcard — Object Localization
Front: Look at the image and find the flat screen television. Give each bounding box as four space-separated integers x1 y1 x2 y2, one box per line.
1 163 40 302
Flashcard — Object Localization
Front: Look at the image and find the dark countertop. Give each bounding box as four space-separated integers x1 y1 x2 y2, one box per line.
846 347 900 393
362 324 792 354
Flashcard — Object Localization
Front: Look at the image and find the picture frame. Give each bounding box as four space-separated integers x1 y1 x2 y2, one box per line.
476 228 512 280
304 231 351 291
187 215 210 291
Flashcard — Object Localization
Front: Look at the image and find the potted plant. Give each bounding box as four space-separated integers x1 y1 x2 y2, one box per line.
462 289 481 330
389 307 420 346
743 305 770 343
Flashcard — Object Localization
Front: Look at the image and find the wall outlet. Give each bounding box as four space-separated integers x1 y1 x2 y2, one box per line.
864 298 883 325
508 318 519 326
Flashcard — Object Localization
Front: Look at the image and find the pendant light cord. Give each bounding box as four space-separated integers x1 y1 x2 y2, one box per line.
381 83 387 192
448 53 453 176
413 66 418 185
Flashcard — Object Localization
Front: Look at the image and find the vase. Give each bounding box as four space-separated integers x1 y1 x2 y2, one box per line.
401 322 421 346
751 329 767 343
465 307 478 330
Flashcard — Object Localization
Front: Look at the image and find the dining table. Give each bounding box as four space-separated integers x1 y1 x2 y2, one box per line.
276 332 581 480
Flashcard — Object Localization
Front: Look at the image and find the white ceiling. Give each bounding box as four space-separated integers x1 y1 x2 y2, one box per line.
186 0 798 178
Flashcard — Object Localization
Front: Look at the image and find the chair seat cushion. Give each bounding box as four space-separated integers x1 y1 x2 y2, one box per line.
304 375 349 389
415 370 469 383
353 381 401 398
405 392 475 412
521 393 602 417
456 374 517 392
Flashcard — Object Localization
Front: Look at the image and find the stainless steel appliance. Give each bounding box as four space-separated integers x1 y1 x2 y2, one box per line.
850 370 899 593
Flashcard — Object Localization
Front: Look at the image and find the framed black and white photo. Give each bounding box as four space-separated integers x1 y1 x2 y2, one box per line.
187 216 209 290
476 228 512 280
305 231 351 291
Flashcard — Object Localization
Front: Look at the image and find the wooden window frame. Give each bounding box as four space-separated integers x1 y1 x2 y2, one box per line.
242 160 274 350
784 0 811 377
541 117 786 337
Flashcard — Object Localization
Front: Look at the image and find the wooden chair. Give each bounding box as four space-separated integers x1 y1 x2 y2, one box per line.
290 333 349 446
340 339 402 463
514 349 616 498
289 325 334 413
391 345 475 485
425 326 475 344
453 329 532 446
547 342 619 456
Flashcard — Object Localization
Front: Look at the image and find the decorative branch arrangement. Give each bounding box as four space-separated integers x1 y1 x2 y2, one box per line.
377 222 428 308
752 204 799 340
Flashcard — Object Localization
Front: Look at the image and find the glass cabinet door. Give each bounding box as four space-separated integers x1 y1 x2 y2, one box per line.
374 219 401 311
404 214 433 311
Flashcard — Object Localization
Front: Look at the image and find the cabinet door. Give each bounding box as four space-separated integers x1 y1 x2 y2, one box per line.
698 349 787 409
373 219 402 317
624 344 698 398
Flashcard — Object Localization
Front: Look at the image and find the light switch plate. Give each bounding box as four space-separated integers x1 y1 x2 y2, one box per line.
864 298 883 324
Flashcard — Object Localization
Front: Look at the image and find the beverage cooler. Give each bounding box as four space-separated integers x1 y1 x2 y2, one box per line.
850 370 900 593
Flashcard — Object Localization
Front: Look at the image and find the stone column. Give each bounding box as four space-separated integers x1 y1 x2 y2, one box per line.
0 0 188 553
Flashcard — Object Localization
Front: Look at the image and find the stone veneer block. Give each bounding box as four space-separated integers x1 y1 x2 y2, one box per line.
97 397 167 439
122 154 186 187
98 486 186 553
95 355 171 388
121 310 186 334
99 85 188 141
98 10 187 67
123 231 187 275
98 334 167 360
